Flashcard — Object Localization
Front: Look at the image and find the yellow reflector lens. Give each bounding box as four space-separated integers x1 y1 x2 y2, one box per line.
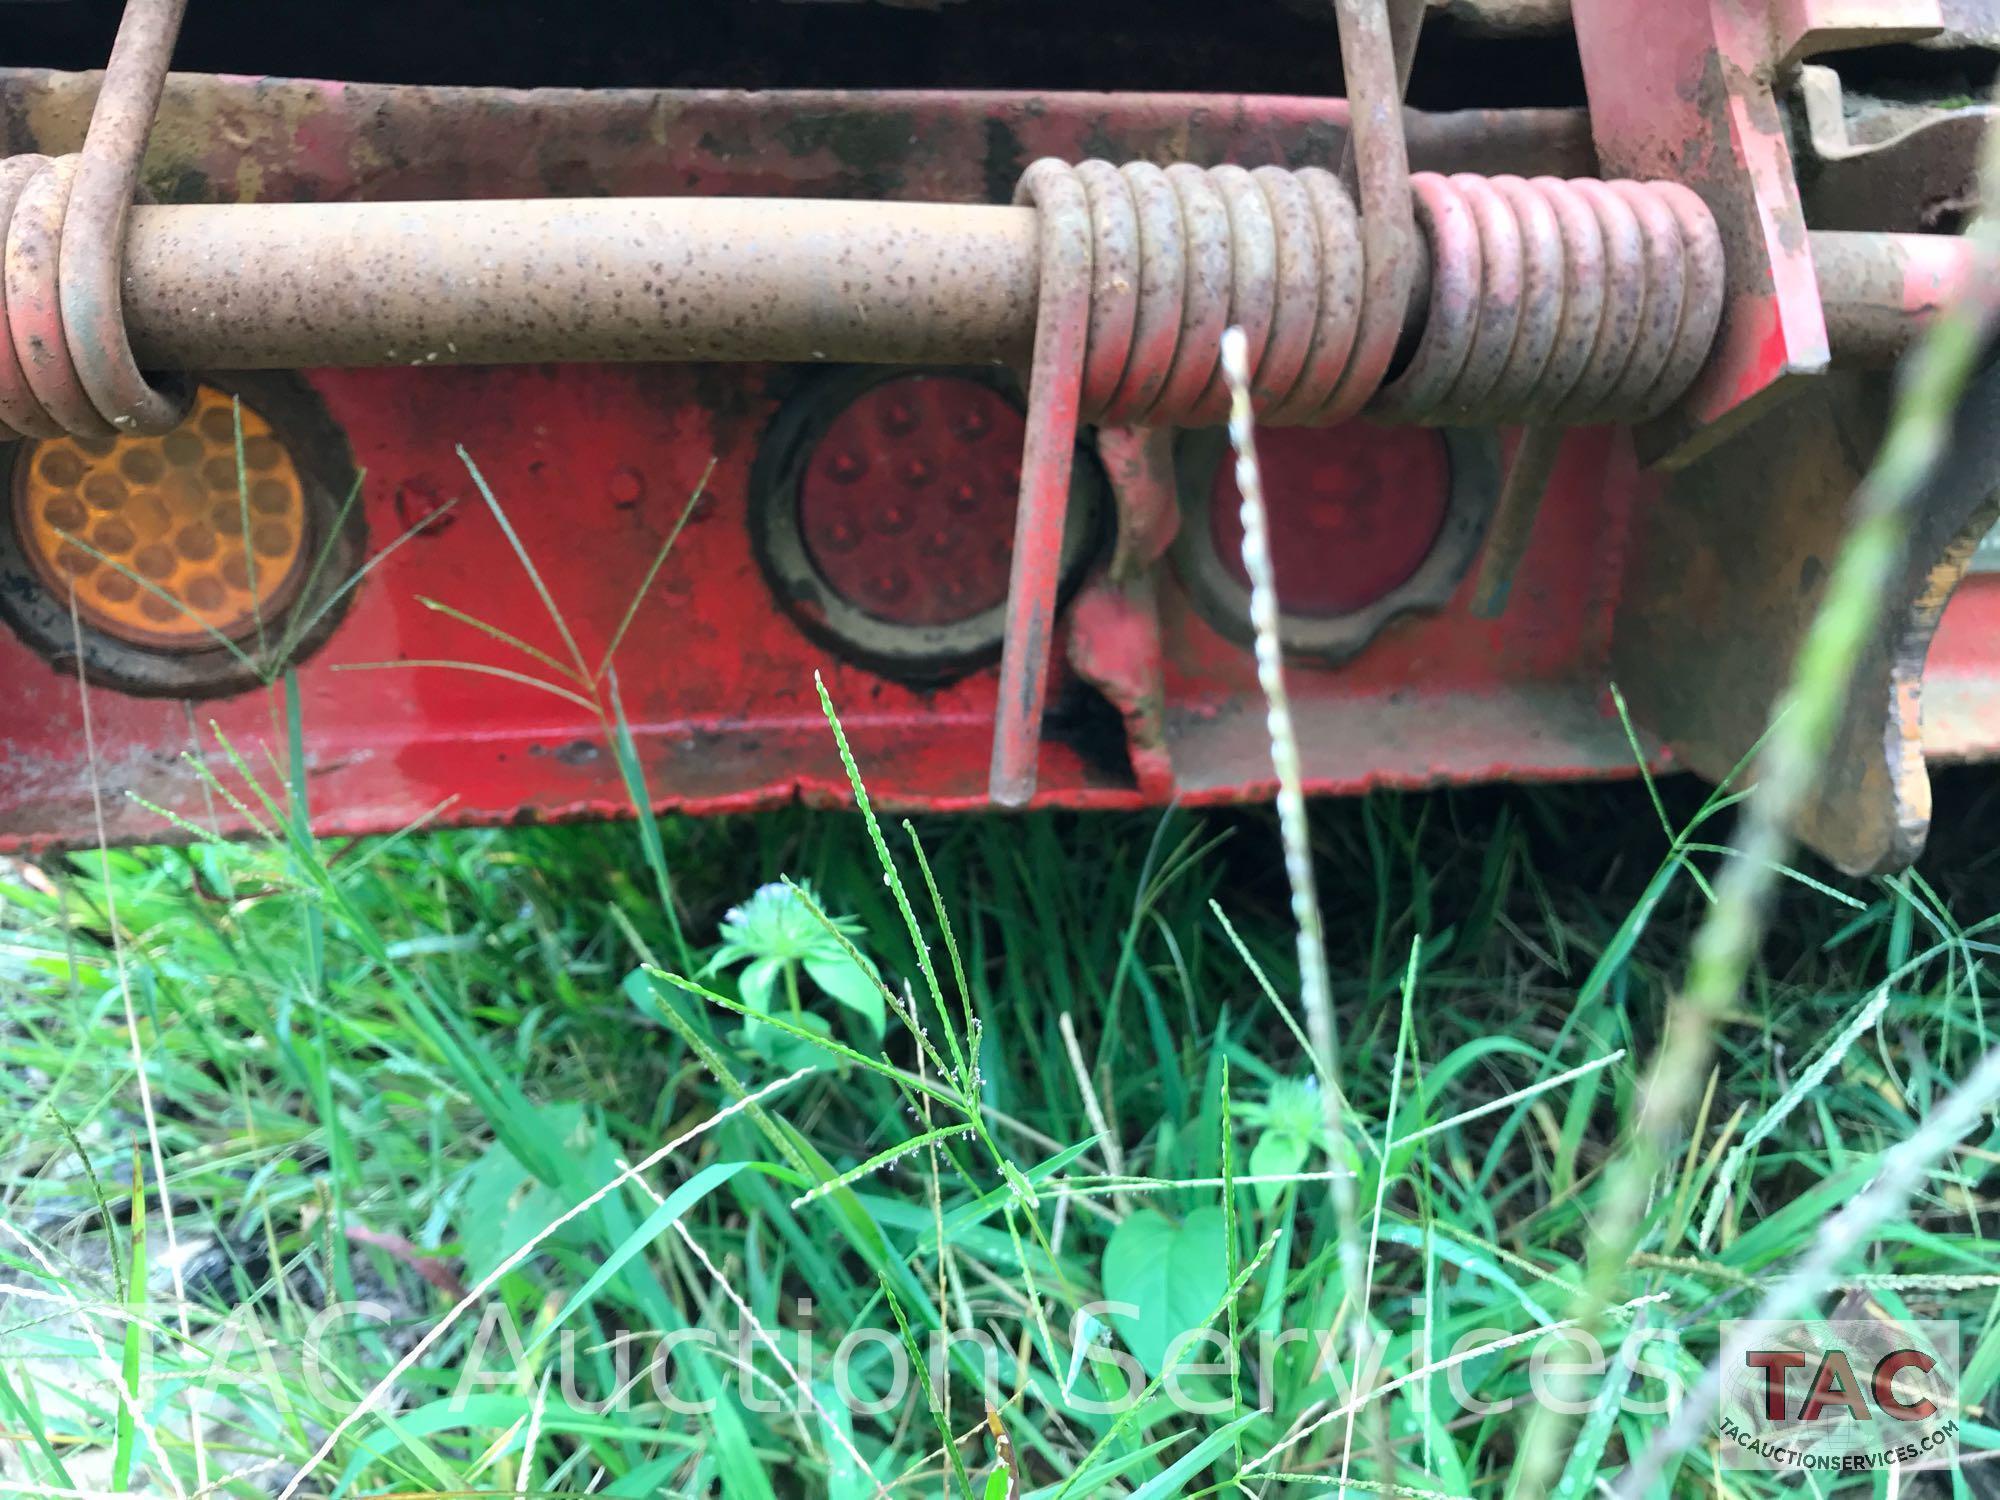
12 386 310 650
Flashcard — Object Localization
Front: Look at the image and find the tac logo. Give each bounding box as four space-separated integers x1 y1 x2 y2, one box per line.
1719 1319 1959 1473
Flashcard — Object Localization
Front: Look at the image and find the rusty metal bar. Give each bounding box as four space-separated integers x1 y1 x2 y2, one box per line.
112 199 1964 378
1327 0 1419 419
121 197 1042 370
989 163 1091 806
1812 230 1975 365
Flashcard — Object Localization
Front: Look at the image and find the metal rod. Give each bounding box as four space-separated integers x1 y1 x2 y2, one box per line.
1811 230 1974 366
1326 0 1419 417
989 162 1090 807
109 199 1962 378
120 197 1043 371
61 0 188 432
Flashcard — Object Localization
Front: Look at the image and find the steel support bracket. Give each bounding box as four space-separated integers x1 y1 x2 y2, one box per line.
1770 0 1944 69
1581 0 1987 871
1613 365 2000 874
1796 64 1994 234
1574 0 1844 467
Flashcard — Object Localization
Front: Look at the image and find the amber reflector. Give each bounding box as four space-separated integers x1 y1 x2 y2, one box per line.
12 386 309 650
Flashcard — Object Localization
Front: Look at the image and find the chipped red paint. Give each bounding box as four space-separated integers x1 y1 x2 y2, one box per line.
3 72 1599 209
0 75 1639 847
1573 0 1952 466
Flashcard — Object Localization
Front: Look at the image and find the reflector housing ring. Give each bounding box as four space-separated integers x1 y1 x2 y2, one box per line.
752 366 1107 679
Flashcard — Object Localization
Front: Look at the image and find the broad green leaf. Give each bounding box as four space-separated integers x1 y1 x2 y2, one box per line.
712 1390 778 1500
745 1009 833 1072
1024 1431 1214 1498
458 1122 594 1283
1248 1129 1310 1211
816 1379 873 1500
804 952 886 1036
1101 1205 1229 1375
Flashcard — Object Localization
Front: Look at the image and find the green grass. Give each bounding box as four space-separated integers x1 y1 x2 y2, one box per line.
4 742 2000 1495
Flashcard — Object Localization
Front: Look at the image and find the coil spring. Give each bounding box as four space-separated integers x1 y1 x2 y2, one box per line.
0 151 188 442
1015 159 1726 430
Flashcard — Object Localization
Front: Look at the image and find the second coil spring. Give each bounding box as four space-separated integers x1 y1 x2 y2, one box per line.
1016 158 1725 431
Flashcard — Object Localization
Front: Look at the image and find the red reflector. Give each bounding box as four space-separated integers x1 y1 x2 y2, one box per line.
798 375 1024 628
1207 423 1451 617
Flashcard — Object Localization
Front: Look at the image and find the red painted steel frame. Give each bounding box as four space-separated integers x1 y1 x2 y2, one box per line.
0 358 1647 845
0 74 1986 847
